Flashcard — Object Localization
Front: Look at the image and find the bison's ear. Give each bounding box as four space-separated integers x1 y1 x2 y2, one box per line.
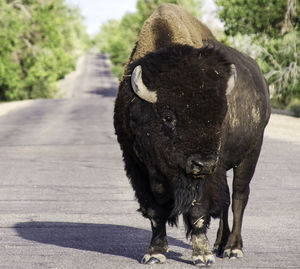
131 65 157 103
226 64 237 95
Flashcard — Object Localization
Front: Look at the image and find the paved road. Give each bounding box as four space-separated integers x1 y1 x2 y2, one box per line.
0 54 299 269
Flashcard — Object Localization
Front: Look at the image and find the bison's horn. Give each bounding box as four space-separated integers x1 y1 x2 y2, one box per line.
226 64 237 95
131 65 157 103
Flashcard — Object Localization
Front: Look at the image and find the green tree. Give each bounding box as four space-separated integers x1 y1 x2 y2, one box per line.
94 13 140 78
0 0 90 101
216 0 300 110
216 0 299 37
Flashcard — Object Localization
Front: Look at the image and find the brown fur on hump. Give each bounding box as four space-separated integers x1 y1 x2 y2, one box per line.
131 3 216 62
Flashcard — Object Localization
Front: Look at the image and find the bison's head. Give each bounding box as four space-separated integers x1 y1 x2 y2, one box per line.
128 45 236 183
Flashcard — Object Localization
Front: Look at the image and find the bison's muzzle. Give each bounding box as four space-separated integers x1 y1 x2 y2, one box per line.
186 154 217 179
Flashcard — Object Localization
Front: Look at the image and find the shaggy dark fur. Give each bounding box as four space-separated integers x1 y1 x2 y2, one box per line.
114 4 271 265
124 45 232 220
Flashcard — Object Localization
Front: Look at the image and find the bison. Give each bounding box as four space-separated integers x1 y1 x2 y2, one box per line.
114 3 271 267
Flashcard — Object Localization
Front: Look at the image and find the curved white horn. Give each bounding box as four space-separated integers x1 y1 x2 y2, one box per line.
131 65 157 103
226 64 237 95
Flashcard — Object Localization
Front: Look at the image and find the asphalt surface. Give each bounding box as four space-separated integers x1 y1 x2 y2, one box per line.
0 54 299 269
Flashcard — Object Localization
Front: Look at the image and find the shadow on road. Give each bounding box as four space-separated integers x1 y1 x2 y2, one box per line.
95 54 108 61
89 87 118 97
14 222 191 263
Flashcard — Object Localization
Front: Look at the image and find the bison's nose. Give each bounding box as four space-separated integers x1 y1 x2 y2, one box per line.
186 155 216 178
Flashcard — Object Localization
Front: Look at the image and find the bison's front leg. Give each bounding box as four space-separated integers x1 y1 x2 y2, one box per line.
184 208 215 267
141 217 168 264
192 231 215 267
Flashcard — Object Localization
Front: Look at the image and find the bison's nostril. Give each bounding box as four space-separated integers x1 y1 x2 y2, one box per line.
191 160 204 174
186 155 217 178
192 160 204 167
211 164 216 173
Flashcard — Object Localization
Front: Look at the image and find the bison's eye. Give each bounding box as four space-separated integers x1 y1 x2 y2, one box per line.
163 115 173 123
162 112 176 130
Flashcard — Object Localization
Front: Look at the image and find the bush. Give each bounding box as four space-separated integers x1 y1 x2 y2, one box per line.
0 0 90 101
287 98 300 117
216 0 300 109
226 30 300 108
258 31 300 106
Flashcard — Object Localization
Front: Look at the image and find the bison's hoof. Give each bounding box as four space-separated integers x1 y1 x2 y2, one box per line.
223 248 243 259
193 254 215 267
212 245 225 258
141 253 166 265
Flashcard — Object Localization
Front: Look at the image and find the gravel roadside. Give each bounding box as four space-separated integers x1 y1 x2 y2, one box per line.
265 113 300 145
0 100 34 117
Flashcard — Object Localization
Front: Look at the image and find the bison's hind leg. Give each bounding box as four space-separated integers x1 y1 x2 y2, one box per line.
224 137 263 259
212 208 230 257
213 180 230 257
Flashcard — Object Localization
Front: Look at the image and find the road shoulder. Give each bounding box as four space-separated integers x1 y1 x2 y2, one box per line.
265 113 300 145
0 100 35 118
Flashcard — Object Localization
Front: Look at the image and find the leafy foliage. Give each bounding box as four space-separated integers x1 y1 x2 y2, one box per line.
259 31 300 102
94 13 140 79
0 0 90 101
93 0 203 79
287 98 300 117
216 0 300 110
215 0 299 37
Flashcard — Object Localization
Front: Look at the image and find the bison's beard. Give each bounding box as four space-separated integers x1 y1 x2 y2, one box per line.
171 168 230 221
171 172 205 217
